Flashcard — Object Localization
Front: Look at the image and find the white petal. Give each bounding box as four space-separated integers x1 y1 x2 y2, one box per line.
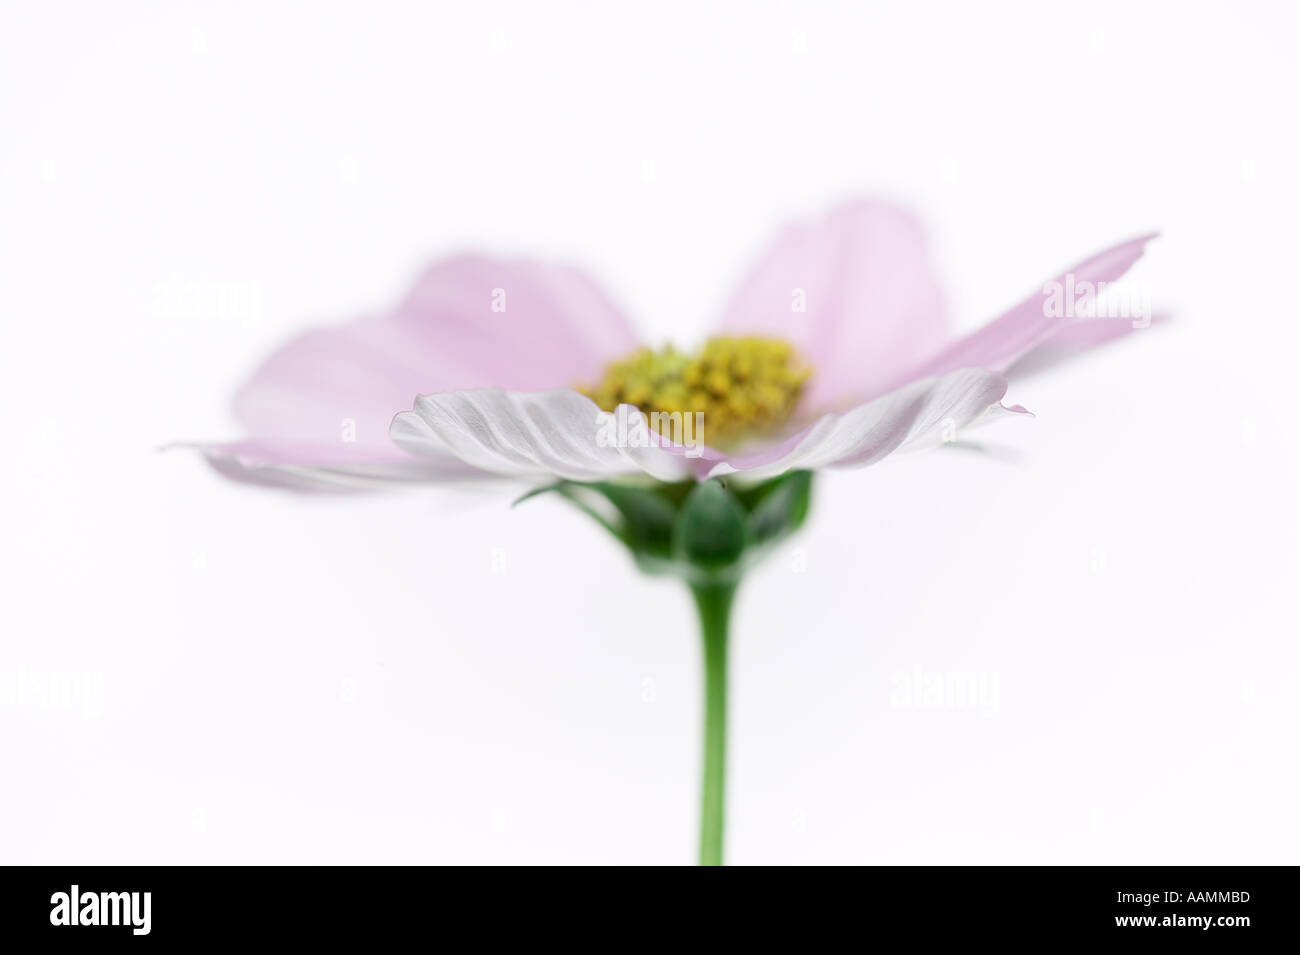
708 368 1018 481
390 389 694 483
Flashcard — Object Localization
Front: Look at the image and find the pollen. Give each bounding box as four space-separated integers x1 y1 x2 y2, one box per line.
580 336 811 445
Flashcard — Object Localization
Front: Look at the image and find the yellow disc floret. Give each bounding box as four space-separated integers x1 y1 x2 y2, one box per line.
580 336 811 446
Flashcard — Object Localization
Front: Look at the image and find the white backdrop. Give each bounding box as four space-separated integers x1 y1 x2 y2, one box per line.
2 0 1297 864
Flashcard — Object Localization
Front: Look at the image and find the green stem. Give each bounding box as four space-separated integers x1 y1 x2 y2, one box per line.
691 580 736 867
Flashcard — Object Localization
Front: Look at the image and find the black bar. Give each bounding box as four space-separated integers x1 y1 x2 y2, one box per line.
0 866 1290 943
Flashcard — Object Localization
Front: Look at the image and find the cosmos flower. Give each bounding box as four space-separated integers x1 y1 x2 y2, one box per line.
186 200 1157 865
194 200 1154 492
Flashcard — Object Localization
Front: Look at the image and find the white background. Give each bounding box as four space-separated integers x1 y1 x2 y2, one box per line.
2 0 1297 865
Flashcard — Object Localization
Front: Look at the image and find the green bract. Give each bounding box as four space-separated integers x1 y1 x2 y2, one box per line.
517 471 813 585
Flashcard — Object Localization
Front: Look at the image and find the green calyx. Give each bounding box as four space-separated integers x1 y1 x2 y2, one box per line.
516 470 813 584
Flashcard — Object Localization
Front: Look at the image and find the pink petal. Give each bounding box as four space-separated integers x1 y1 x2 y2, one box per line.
186 439 481 492
199 255 641 485
901 234 1157 384
717 200 950 410
391 255 642 393
709 368 1018 481
1009 312 1170 378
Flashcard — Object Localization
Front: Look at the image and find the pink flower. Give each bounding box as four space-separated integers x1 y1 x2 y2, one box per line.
185 198 1159 866
190 200 1155 491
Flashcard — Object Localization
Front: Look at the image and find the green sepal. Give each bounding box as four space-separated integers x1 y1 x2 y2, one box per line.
514 478 689 567
737 469 813 550
672 479 750 576
515 471 814 583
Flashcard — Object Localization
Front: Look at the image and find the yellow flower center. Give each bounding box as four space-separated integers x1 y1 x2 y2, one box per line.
580 336 811 446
